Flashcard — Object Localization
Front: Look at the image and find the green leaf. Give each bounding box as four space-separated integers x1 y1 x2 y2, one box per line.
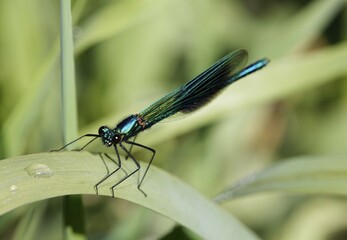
215 156 347 203
0 152 260 240
60 0 78 143
60 1 85 238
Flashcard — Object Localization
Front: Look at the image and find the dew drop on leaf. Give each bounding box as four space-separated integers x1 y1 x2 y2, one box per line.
25 164 53 178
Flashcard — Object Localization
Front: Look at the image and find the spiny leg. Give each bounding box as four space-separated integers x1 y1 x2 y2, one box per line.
125 135 137 160
125 140 155 191
103 153 128 177
81 136 99 150
51 134 99 152
94 145 123 197
110 143 147 197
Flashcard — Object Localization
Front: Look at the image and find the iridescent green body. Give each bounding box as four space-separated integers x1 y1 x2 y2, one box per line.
113 49 268 141
58 49 269 198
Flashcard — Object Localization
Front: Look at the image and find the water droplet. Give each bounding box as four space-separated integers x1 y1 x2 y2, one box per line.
25 164 53 178
9 185 18 193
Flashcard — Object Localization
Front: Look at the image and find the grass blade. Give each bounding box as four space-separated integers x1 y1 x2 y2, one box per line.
0 152 260 240
215 156 347 202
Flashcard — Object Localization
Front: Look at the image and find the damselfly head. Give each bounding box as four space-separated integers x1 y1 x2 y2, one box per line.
98 126 121 146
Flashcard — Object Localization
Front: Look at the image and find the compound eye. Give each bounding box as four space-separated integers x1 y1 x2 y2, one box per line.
98 126 108 136
98 126 115 146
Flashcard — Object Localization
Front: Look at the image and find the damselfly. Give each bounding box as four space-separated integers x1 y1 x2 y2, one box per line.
56 49 269 197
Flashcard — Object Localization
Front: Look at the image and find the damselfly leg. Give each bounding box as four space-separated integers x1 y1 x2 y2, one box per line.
109 141 155 197
95 150 128 195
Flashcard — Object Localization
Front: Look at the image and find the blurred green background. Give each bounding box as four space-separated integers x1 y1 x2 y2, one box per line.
1 0 347 239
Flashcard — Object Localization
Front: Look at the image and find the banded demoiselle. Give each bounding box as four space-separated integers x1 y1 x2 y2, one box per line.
57 49 269 197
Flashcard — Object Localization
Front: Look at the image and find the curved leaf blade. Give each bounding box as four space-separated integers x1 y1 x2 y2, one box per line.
215 156 347 203
0 152 259 240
